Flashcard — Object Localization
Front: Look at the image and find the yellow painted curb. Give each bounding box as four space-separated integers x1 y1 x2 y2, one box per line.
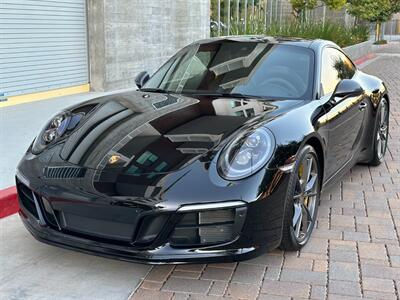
0 84 90 108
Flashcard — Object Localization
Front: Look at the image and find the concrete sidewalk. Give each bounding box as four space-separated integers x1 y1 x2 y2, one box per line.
0 43 399 300
0 215 150 300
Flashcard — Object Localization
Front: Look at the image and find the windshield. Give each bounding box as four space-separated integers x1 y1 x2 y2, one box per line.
142 41 314 99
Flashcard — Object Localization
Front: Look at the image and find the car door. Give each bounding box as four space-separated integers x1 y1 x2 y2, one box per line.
320 47 367 179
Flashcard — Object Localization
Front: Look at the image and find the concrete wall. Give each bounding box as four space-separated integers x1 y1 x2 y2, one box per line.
88 0 210 91
343 40 374 61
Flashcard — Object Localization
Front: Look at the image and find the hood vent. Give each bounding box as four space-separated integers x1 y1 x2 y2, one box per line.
152 97 178 109
44 166 86 179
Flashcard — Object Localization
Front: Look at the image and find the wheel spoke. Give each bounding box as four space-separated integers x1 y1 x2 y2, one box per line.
300 157 312 191
293 203 303 238
304 191 318 198
302 203 313 221
381 136 386 155
301 204 309 233
380 105 385 126
293 203 302 228
377 134 382 157
293 193 303 200
305 173 317 193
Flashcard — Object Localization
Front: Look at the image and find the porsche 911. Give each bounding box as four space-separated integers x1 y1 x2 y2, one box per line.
16 36 389 263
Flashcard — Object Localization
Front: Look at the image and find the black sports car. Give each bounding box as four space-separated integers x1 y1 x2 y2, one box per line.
16 36 389 264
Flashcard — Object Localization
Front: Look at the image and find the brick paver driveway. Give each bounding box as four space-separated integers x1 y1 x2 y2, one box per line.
130 43 400 300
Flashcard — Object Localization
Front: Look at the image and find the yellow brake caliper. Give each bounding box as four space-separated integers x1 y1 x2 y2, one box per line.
298 164 309 206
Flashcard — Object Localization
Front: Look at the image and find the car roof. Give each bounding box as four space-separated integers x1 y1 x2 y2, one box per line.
193 35 338 51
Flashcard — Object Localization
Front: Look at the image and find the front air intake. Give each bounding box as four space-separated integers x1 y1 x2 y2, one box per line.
170 205 246 247
16 180 39 219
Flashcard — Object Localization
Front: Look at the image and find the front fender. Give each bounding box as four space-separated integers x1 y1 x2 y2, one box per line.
265 100 327 172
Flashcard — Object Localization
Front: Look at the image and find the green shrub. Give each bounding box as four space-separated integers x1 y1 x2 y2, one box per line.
265 22 369 47
215 21 370 48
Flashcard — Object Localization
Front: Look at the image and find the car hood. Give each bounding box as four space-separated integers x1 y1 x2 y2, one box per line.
57 90 302 176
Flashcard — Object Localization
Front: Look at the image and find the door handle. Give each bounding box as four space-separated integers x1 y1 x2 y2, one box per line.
359 102 367 110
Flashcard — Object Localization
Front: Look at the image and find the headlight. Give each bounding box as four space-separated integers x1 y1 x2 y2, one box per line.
217 127 275 180
31 112 82 154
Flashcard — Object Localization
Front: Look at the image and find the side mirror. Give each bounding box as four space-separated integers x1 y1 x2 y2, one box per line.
333 79 364 99
135 71 150 89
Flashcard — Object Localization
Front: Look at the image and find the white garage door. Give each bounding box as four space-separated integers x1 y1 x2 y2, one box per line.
0 0 89 98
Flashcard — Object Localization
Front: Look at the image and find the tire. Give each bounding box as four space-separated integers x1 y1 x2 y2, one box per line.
369 98 389 166
280 145 321 251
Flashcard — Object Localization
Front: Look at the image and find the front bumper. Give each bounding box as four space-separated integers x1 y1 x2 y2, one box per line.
20 211 263 264
16 149 289 264
17 176 287 264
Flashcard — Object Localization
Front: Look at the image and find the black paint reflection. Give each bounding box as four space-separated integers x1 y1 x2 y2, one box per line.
62 94 276 198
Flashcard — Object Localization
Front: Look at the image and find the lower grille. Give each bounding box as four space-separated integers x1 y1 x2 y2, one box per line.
199 224 235 244
16 181 39 219
54 203 147 244
16 179 144 245
16 178 245 249
58 211 138 242
17 180 55 227
170 206 247 247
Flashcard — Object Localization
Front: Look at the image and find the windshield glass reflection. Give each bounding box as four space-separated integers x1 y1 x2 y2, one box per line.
143 40 314 100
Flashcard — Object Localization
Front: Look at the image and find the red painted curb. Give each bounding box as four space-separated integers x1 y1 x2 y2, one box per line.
354 53 376 66
0 186 19 219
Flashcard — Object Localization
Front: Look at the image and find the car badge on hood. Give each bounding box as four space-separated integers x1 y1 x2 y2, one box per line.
108 155 121 165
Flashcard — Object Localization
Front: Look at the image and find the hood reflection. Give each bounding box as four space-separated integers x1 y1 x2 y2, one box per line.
60 92 277 198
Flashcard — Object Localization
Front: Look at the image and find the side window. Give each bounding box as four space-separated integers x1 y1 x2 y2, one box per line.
320 48 356 96
336 51 356 80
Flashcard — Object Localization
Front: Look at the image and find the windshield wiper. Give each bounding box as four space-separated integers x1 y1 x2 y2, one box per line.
189 92 264 99
140 89 265 99
229 93 264 99
139 87 172 94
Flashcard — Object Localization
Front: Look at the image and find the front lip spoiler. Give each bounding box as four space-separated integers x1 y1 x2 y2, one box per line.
20 211 262 265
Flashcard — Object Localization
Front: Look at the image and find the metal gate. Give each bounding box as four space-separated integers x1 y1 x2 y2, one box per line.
383 19 400 41
210 0 355 37
0 0 89 98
